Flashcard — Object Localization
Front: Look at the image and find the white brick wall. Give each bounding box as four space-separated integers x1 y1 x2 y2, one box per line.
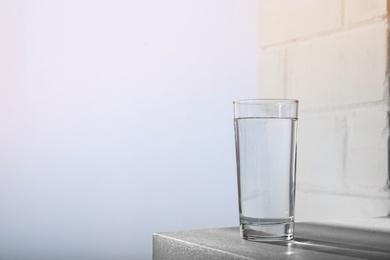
258 0 390 221
345 109 389 189
346 0 388 26
297 113 346 190
289 23 387 109
258 0 343 46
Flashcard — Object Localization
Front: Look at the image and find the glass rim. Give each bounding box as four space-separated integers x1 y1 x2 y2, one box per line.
233 98 298 105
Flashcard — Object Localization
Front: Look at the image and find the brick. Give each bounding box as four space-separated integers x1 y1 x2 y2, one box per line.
289 24 387 110
295 189 389 221
258 0 342 46
258 47 286 98
345 107 389 189
296 113 346 189
346 0 387 26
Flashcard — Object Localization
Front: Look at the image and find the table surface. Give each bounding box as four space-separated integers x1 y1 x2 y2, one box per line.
153 217 390 260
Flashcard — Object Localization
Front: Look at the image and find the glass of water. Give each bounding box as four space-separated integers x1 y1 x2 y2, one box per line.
234 99 298 241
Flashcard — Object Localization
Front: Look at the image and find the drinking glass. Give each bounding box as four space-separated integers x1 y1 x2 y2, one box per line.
234 99 298 241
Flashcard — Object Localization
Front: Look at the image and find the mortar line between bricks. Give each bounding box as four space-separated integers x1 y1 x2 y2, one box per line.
296 185 389 199
341 0 346 30
260 19 388 50
298 102 389 115
341 115 348 188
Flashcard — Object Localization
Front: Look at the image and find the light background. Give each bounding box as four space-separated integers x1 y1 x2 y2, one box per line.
0 0 257 259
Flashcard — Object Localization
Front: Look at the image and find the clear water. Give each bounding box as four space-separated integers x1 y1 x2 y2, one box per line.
235 117 297 230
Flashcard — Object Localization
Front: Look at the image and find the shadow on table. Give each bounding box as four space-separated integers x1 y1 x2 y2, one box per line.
265 219 390 259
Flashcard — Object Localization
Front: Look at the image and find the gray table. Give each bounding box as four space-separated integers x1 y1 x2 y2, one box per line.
153 217 390 259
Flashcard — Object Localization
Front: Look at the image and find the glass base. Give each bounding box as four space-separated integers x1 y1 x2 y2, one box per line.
240 221 294 242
